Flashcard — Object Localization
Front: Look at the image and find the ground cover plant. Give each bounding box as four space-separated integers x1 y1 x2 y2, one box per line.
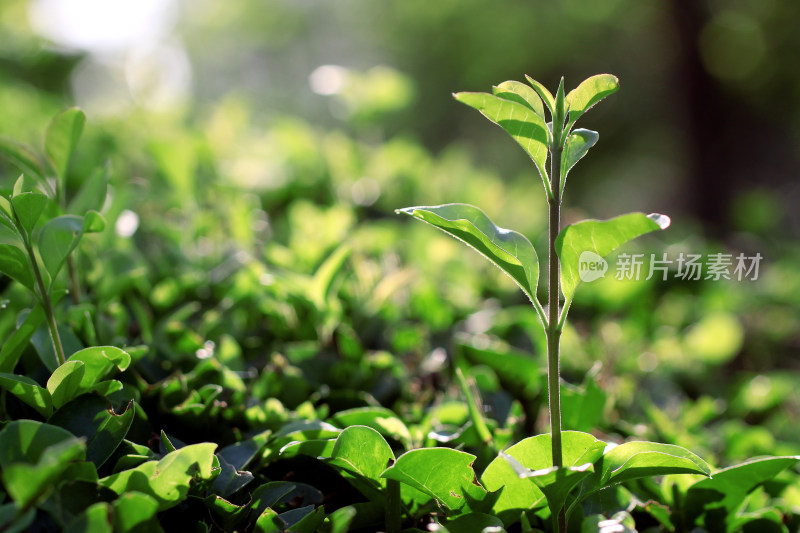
0 72 798 533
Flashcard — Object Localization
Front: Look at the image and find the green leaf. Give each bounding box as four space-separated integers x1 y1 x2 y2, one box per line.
685 456 800 525
0 244 34 291
0 196 18 234
249 481 298 517
396 204 540 309
0 304 48 373
560 129 598 195
0 419 78 467
46 107 86 182
67 346 131 389
68 164 109 215
588 441 710 493
218 430 271 470
324 505 357 533
47 360 86 409
48 395 135 467
0 137 46 181
565 74 619 130
100 442 218 510
481 431 606 525
279 505 325 532
10 192 48 237
0 373 53 418
525 75 555 115
0 421 86 509
255 507 286 533
211 455 254 497
381 447 487 514
112 492 160 533
502 454 594 520
38 212 105 285
493 81 545 120
328 425 394 483
454 91 550 193
556 212 670 302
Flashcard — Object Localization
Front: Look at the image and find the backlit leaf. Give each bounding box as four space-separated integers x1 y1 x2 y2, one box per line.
560 129 598 196
0 373 53 418
396 204 540 308
0 244 34 292
381 447 487 514
493 81 545 120
481 431 605 525
10 192 48 237
565 74 619 130
454 91 550 192
38 212 105 286
46 360 86 409
556 212 670 302
46 107 86 182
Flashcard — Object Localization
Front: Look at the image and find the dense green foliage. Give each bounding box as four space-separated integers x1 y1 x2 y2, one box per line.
1 4 800 525
0 78 797 530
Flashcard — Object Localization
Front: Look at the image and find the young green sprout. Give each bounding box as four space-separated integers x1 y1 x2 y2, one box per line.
397 74 684 532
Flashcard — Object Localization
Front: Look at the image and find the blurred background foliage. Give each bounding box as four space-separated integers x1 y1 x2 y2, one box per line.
1 0 800 468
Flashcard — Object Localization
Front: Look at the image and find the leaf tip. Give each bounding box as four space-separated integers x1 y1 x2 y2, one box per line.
647 213 671 230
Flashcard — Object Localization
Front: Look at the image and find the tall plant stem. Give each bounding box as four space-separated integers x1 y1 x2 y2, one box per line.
24 240 66 366
548 142 566 533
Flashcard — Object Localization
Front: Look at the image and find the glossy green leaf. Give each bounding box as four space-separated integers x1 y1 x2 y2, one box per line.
560 129 598 195
1 435 86 509
381 447 486 514
396 204 540 307
10 192 48 237
67 346 131 389
46 107 86 182
255 507 286 533
481 431 605 525
0 373 53 418
0 419 78 466
556 212 670 302
49 395 135 467
218 430 271 470
0 304 48 373
100 442 218 510
685 456 800 524
38 212 105 285
328 425 394 483
0 244 34 291
454 91 550 191
211 454 254 497
324 505 357 533
493 81 545 120
525 75 555 115
46 360 86 409
565 74 619 130
249 481 298 517
112 492 160 533
0 137 46 181
0 196 17 233
588 441 710 493
279 505 325 532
